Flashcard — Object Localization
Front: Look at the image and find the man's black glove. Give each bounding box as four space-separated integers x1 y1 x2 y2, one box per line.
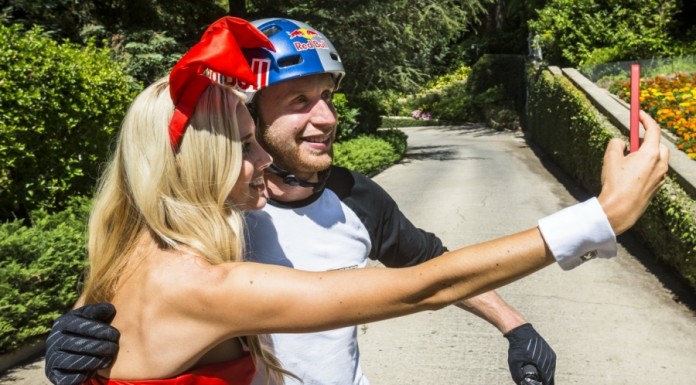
45 303 120 385
504 323 556 385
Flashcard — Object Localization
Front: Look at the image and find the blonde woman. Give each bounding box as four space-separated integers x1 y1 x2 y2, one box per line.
55 17 668 385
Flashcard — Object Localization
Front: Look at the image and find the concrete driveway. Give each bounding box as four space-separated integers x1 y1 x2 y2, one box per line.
359 125 696 384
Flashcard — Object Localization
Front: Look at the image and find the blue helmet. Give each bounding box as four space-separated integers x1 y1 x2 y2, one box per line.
240 18 345 101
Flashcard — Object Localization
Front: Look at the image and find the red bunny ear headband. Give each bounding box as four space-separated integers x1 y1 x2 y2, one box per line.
168 17 275 151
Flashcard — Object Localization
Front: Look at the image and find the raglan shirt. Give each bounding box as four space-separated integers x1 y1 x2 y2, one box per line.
245 166 447 385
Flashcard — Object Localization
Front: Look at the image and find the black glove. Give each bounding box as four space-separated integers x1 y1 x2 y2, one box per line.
504 323 556 385
45 303 120 385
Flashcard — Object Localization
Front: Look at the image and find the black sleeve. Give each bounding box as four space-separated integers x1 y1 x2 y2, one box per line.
326 166 447 267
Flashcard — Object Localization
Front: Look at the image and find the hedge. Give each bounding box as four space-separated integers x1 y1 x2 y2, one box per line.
0 196 90 354
0 23 141 221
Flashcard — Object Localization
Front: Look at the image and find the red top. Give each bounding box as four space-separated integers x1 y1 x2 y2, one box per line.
85 353 255 385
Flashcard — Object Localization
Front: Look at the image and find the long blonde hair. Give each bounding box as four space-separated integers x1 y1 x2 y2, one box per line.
82 76 292 383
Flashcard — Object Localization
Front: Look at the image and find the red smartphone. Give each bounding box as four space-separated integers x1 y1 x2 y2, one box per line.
630 64 640 152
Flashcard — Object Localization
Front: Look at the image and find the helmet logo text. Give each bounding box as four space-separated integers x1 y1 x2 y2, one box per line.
287 28 329 51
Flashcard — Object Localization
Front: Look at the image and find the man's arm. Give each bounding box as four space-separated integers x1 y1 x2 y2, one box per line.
456 291 556 385
456 291 525 334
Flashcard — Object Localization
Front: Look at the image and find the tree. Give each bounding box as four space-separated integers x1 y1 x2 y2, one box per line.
529 0 680 66
243 0 491 94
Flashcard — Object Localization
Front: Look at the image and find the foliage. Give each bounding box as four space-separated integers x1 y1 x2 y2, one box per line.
0 23 141 221
2 0 225 45
375 128 408 157
526 68 612 192
334 93 360 142
333 130 408 176
403 55 524 129
2 0 226 84
351 90 386 135
423 64 471 91
529 0 681 67
244 0 490 95
609 72 696 160
0 196 91 354
635 177 696 290
118 30 182 84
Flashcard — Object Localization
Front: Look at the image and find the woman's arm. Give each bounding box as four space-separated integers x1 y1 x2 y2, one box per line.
187 227 551 338
183 111 669 340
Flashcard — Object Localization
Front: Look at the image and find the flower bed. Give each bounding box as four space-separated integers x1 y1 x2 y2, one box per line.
610 72 696 159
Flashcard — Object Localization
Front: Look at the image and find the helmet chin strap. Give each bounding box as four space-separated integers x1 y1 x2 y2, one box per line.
266 163 330 193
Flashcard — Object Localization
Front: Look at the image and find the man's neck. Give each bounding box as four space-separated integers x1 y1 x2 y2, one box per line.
264 171 317 202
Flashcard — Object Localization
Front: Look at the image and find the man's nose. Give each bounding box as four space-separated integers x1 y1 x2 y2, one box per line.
310 99 337 127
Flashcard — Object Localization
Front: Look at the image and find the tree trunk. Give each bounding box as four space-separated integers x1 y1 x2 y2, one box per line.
228 0 247 17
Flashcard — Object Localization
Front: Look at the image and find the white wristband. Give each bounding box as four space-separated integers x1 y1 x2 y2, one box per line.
538 198 617 270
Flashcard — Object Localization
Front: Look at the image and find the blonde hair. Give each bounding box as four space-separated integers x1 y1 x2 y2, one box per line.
82 76 292 384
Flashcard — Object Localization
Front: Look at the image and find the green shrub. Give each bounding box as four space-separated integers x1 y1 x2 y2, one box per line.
0 23 141 221
375 128 408 156
333 130 407 176
0 196 91 354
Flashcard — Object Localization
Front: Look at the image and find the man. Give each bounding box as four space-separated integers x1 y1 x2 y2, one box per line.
47 18 625 385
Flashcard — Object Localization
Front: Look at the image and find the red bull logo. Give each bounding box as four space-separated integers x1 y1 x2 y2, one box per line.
288 28 319 40
287 28 329 52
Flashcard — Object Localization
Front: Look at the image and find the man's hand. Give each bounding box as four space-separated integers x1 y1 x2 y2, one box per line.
504 323 555 385
45 303 120 385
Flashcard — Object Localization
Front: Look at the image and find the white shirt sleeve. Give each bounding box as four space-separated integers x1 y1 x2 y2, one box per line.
538 197 617 270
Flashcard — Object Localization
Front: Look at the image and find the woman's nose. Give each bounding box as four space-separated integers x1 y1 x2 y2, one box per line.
253 142 273 170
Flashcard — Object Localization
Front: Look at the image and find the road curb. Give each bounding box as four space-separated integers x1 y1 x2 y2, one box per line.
0 338 45 374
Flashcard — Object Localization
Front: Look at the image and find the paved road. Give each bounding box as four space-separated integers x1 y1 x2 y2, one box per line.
359 125 696 384
2 125 696 384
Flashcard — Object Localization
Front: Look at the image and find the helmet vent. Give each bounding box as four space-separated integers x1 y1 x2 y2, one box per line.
277 55 303 68
261 25 281 37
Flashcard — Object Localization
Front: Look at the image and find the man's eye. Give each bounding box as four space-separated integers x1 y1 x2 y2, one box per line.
242 142 252 154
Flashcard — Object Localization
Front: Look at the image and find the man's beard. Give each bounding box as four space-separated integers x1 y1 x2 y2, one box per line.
260 129 334 177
